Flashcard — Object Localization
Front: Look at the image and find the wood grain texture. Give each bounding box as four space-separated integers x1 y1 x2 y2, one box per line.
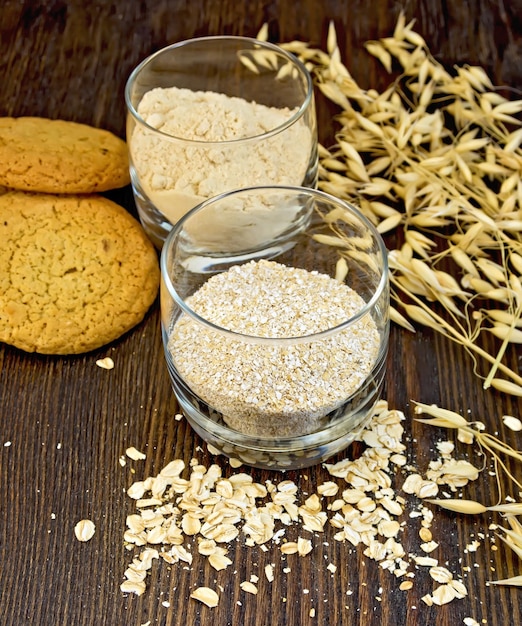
1 1 521 625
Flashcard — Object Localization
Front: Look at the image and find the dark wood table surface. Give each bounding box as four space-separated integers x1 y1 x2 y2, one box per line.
1 1 522 625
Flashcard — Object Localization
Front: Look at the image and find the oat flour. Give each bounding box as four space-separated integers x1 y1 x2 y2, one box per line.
131 87 313 223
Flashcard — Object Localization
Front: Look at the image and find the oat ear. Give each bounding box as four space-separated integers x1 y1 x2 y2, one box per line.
426 499 488 514
280 11 522 395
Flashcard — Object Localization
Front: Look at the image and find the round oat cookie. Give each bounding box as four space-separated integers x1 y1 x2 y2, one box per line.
0 191 159 354
0 117 130 193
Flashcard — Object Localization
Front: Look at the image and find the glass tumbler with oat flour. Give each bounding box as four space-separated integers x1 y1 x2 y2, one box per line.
125 36 318 248
160 185 390 471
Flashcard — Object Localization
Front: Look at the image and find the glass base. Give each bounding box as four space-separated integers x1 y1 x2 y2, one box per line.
131 145 319 249
164 340 387 471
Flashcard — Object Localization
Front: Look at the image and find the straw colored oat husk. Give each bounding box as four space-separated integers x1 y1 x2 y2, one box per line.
264 14 522 395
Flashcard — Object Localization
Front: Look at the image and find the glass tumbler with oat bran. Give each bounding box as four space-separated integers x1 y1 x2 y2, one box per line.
125 36 318 248
160 185 389 471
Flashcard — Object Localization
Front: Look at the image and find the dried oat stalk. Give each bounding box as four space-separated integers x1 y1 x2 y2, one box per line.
276 13 522 395
414 401 522 586
414 401 522 495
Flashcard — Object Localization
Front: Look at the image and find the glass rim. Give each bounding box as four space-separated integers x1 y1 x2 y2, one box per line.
125 35 314 146
160 185 389 345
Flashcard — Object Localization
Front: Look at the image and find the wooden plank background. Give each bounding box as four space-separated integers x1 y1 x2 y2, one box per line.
1 1 521 625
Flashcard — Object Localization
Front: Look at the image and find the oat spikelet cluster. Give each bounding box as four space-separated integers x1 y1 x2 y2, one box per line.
277 13 522 395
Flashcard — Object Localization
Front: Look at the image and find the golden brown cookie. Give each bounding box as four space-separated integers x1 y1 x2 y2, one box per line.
0 117 130 193
0 191 159 354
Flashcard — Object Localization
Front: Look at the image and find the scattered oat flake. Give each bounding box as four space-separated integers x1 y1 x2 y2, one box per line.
120 580 146 596
240 581 258 595
96 357 114 369
436 441 455 455
281 542 298 555
191 586 219 607
464 619 480 626
208 552 232 571
413 555 438 567
431 583 459 605
421 540 439 553
117 397 476 606
74 519 95 542
207 443 221 455
419 527 432 542
3 441 11 447
466 540 481 552
327 563 337 573
429 566 453 583
126 446 146 461
318 481 339 497
502 415 522 431
297 537 313 556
